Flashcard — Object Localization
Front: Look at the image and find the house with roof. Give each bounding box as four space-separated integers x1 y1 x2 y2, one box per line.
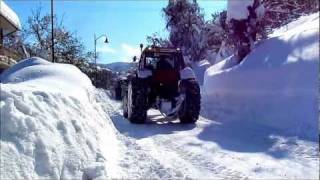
0 0 22 72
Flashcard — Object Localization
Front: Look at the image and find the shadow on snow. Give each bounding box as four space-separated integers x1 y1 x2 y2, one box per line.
197 34 319 158
109 110 196 140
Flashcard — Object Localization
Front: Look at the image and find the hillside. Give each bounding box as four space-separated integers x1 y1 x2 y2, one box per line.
100 62 136 73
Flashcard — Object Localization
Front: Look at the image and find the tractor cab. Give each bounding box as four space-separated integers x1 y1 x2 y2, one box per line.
138 47 185 99
139 46 184 84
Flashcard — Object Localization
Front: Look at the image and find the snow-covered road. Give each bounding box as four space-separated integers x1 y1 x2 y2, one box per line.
95 89 319 179
0 57 318 179
1 12 318 179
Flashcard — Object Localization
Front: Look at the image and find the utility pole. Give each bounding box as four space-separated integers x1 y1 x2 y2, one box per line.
94 33 97 86
51 0 55 63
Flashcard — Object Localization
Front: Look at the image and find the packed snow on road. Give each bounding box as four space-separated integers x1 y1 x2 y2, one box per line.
0 13 319 180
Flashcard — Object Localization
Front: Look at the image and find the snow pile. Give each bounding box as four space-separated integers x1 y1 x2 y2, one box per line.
214 41 234 64
191 60 211 85
0 57 112 179
203 13 319 140
270 13 320 38
1 57 93 100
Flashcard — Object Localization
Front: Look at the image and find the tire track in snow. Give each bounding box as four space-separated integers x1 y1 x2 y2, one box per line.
114 132 185 179
94 90 185 179
98 90 247 179
132 113 247 178
149 132 247 179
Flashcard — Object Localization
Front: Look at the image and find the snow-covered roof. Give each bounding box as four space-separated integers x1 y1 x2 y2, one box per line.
0 0 21 35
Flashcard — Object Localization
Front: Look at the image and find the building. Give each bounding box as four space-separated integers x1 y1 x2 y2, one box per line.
0 0 21 72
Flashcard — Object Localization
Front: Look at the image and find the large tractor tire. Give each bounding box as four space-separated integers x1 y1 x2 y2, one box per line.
122 81 129 118
115 86 122 100
178 79 201 124
122 93 128 118
126 78 148 124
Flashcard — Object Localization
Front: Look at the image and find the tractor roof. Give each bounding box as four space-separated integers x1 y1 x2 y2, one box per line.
143 46 181 54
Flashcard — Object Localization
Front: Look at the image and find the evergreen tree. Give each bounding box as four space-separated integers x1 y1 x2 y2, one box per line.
163 0 206 62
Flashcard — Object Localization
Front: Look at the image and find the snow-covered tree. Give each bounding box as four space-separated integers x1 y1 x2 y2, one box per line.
20 6 94 66
201 11 226 63
163 0 207 62
262 0 319 29
146 33 171 47
159 0 228 63
3 6 102 85
213 0 319 64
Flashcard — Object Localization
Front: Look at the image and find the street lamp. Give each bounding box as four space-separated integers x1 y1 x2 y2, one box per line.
94 33 108 86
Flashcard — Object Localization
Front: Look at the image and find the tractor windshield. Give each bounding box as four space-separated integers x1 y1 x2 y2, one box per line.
145 53 176 70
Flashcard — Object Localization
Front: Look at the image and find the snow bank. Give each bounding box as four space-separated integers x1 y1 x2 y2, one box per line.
270 13 320 38
1 57 93 101
191 60 211 85
0 58 112 179
203 13 319 140
214 41 234 64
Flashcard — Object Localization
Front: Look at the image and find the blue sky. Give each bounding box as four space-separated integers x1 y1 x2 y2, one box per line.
6 0 226 64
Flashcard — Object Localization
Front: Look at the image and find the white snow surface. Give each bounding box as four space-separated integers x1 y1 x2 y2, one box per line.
1 57 93 101
103 94 319 179
0 52 319 179
180 67 196 80
204 13 319 139
191 60 211 85
215 40 234 64
0 58 112 179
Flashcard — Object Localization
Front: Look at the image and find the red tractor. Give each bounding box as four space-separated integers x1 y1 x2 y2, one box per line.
122 46 201 124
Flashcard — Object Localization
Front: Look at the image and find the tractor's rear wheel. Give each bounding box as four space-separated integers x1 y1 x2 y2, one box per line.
178 79 201 124
122 80 129 118
127 79 148 124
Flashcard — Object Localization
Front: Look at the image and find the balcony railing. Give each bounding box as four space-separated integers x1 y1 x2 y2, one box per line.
0 46 22 70
0 45 22 60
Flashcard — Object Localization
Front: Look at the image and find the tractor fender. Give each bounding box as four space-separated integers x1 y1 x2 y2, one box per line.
180 67 196 80
137 69 152 78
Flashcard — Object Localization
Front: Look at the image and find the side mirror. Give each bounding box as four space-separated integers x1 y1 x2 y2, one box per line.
140 43 143 52
133 56 137 62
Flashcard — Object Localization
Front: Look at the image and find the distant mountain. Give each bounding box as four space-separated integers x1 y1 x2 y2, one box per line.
99 62 136 73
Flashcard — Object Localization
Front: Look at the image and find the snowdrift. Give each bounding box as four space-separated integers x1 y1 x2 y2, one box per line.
192 60 211 85
0 58 112 179
203 13 319 140
1 57 93 100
